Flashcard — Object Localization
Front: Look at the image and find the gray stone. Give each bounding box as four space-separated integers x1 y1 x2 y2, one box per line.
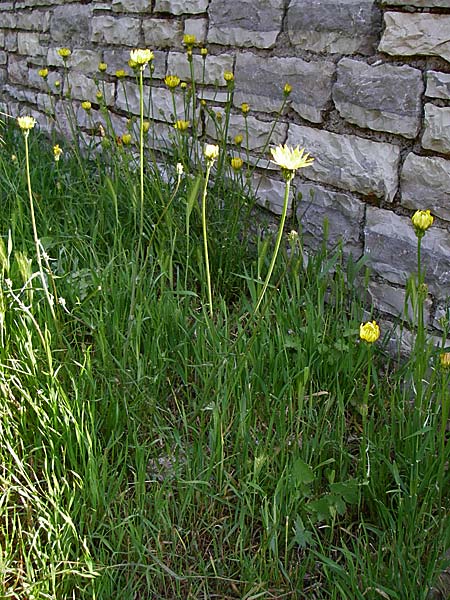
426 71 450 101
287 0 382 54
206 112 287 151
167 52 233 86
67 72 114 106
401 153 450 223
103 49 166 80
422 104 450 155
17 32 45 56
234 53 334 124
143 19 183 48
333 58 423 138
112 0 152 11
287 124 400 202
0 51 6 65
154 0 208 14
433 303 450 331
380 0 450 6
364 206 450 296
5 32 17 52
15 11 50 31
116 81 188 122
296 184 365 256
91 16 141 46
184 18 208 43
50 4 92 44
7 55 29 85
208 0 284 49
1 12 17 28
367 280 431 324
251 172 287 215
379 12 450 64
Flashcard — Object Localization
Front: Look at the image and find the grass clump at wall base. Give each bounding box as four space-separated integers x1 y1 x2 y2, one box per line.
0 115 449 600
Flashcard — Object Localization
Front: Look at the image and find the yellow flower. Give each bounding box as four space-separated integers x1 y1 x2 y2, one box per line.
115 69 127 79
165 74 181 89
81 101 92 111
17 116 36 131
224 71 234 82
204 143 219 162
96 91 103 101
183 34 196 48
180 82 187 89
54 80 60 88
128 58 137 69
174 120 190 131
121 133 132 145
57 48 71 59
270 145 314 174
241 103 250 115
98 62 107 72
412 210 434 234
234 134 243 145
288 230 298 242
143 121 151 133
231 156 243 171
38 68 48 79
440 352 450 369
359 321 380 344
129 48 154 68
200 47 208 57
284 83 292 96
53 144 63 162
215 111 222 121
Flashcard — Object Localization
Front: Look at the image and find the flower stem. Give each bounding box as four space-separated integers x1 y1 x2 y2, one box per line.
201 163 213 319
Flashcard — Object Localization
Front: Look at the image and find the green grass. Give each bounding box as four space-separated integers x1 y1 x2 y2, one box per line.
0 107 449 600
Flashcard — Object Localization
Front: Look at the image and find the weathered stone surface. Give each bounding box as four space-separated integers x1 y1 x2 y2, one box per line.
287 0 382 54
206 112 287 151
365 206 450 296
67 72 114 106
422 104 450 155
154 0 208 14
16 11 50 31
7 55 28 85
426 71 450 101
379 13 450 63
367 280 432 324
91 16 141 46
143 19 183 48
333 58 423 138
0 51 6 65
296 183 365 256
401 153 450 222
208 0 284 49
234 53 334 124
167 52 233 86
380 0 450 6
1 12 17 28
184 18 208 43
50 4 92 44
287 124 400 201
251 172 287 215
116 81 187 122
4 32 17 52
103 49 166 79
112 0 152 12
17 32 45 56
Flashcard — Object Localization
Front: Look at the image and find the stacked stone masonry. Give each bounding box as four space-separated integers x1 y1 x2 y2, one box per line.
1 0 450 338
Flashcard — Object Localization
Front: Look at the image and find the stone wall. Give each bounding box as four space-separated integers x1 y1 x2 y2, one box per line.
1 0 450 335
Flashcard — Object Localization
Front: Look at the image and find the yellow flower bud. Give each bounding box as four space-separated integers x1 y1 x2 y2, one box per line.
164 74 181 89
115 69 127 79
38 68 48 79
241 103 250 115
224 71 234 82
180 82 187 89
174 120 190 131
231 156 243 171
96 91 103 101
234 134 243 145
440 352 450 369
143 121 151 133
121 133 132 145
200 47 208 58
284 83 292 96
412 210 434 235
98 62 107 72
359 321 380 344
58 48 71 59
81 101 92 111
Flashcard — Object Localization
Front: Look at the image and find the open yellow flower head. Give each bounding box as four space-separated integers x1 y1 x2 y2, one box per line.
360 321 380 344
183 34 196 48
38 68 48 79
53 144 63 162
165 74 181 89
204 143 219 162
58 48 71 59
224 71 234 82
174 120 190 131
98 62 107 72
81 101 92 111
241 103 250 115
129 48 154 68
270 145 314 173
200 47 208 57
412 209 433 234
231 156 243 171
17 116 36 131
115 69 126 79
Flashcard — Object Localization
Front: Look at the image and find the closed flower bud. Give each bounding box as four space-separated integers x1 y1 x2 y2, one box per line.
58 48 71 59
121 133 132 145
38 68 48 79
412 209 433 236
224 71 234 82
164 74 181 89
284 83 292 96
98 62 107 72
359 321 380 344
234 134 243 145
81 101 92 111
241 103 250 115
115 69 127 79
231 156 243 171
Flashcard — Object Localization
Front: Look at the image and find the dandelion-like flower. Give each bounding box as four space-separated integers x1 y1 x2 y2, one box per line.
143 121 151 133
412 209 433 236
359 321 380 344
440 352 450 369
231 156 243 171
98 62 107 72
58 48 71 59
96 91 103 101
165 74 181 89
17 116 36 132
284 83 292 96
54 80 60 88
129 48 154 69
183 34 196 48
224 71 234 82
176 163 184 176
270 144 314 180
234 134 243 146
200 47 208 58
204 144 219 162
121 133 132 145
81 101 92 111
53 144 63 162
174 120 190 131
115 69 127 79
38 68 48 79
180 82 187 90
241 103 250 115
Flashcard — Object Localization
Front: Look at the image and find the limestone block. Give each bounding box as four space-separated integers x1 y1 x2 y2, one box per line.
0 32 4 49
287 124 400 201
234 53 334 124
208 0 284 49
379 12 450 63
112 0 152 11
251 172 287 215
1 12 17 28
333 58 423 138
5 32 17 52
50 4 92 44
167 52 233 85
103 49 166 80
422 104 450 155
206 112 287 151
426 71 450 101
143 19 183 48
8 55 29 85
16 11 50 31
380 0 450 6
184 18 208 43
67 72 115 106
17 32 45 57
295 184 364 256
0 51 6 65
91 16 141 46
154 0 208 14
116 81 187 122
4 84 36 104
364 206 450 296
401 153 450 222
367 280 431 324
287 0 382 54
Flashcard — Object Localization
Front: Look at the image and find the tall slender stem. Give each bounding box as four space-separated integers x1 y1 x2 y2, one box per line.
201 163 213 319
